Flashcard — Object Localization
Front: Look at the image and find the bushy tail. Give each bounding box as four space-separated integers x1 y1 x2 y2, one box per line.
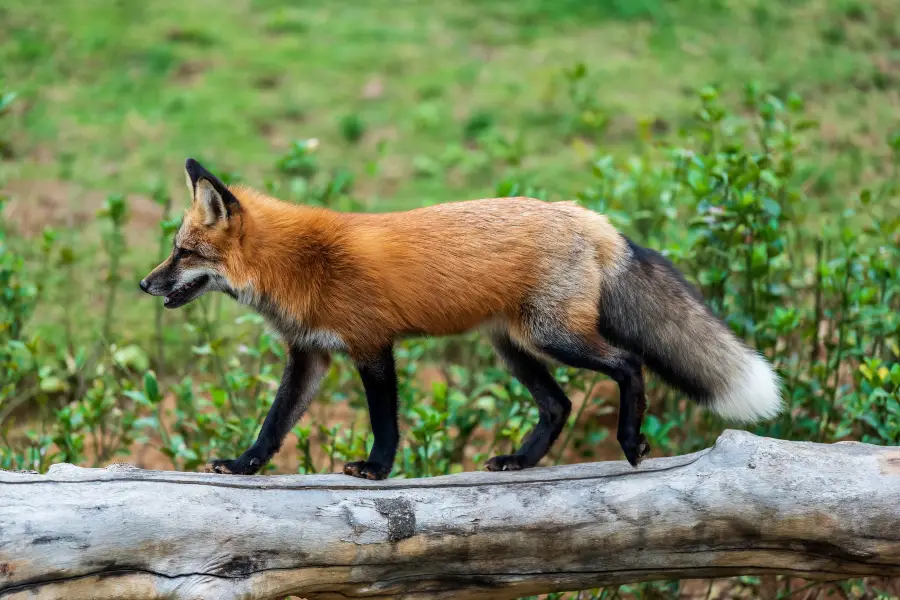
599 237 782 422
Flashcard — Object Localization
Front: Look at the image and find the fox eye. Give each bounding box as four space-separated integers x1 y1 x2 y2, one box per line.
175 247 194 259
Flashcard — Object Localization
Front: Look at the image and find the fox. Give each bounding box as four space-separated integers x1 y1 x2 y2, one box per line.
139 158 782 480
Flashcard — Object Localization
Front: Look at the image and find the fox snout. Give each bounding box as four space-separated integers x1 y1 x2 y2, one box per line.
139 274 171 296
140 259 216 309
138 275 166 294
140 261 174 296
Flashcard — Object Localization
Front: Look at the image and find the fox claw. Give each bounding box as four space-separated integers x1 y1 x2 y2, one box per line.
203 456 261 475
621 434 651 468
343 460 391 480
484 454 528 471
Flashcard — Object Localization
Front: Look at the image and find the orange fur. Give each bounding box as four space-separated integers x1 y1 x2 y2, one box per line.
177 185 627 359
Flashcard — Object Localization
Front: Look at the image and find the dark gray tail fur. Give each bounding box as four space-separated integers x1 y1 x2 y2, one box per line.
597 237 781 422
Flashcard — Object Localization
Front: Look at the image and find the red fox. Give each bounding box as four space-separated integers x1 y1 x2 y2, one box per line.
140 159 782 479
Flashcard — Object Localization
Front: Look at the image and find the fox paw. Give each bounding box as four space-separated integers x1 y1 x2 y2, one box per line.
343 460 391 480
620 434 651 468
484 454 529 471
203 456 262 475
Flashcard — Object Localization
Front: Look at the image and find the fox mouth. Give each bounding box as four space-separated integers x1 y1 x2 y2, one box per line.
164 275 210 309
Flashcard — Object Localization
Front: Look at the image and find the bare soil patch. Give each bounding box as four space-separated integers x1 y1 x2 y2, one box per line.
2 178 163 242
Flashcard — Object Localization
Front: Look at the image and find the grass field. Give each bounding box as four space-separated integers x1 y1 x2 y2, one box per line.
2 0 898 344
2 0 899 209
2 1 900 598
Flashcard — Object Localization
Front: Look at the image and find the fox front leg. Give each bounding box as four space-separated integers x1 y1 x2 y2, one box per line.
204 348 329 475
343 346 399 480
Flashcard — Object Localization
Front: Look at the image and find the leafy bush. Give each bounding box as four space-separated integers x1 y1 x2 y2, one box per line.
1 70 898 599
339 113 366 144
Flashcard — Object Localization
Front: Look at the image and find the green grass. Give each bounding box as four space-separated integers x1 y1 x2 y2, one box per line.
2 0 898 211
1 0 898 355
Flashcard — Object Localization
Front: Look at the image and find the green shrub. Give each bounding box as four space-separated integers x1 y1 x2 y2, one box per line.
339 113 366 144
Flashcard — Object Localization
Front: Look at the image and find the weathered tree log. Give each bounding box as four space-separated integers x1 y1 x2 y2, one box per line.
1 430 899 600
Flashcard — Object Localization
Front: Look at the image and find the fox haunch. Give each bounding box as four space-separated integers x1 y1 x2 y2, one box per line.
140 158 782 480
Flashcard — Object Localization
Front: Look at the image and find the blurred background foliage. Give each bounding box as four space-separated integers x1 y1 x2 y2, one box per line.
1 1 899 598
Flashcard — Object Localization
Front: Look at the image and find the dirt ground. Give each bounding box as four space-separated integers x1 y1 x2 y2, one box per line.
3 178 165 241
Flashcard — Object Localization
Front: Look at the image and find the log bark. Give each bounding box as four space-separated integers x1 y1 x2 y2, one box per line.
1 430 899 600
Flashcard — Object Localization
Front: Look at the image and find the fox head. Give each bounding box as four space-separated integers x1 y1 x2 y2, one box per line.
140 158 244 309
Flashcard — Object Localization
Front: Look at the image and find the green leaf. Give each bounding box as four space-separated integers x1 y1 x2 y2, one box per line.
114 345 150 372
687 169 708 194
133 416 161 431
39 376 68 393
123 390 151 407
759 169 780 189
0 92 17 112
144 371 161 404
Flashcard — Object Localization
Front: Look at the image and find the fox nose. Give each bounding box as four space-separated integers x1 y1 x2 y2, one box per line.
139 279 150 293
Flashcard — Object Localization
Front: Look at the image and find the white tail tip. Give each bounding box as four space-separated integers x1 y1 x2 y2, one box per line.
710 353 783 423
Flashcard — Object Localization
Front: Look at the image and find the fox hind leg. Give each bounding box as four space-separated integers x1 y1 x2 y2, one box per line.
485 332 572 471
532 329 650 467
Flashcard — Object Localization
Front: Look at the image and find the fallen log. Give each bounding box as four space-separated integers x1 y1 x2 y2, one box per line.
1 430 899 600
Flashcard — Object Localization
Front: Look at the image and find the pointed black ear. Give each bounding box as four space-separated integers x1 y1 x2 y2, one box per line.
184 158 240 220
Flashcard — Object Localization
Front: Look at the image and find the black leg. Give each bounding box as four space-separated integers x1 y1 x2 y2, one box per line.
205 347 330 475
537 334 650 467
343 346 399 480
485 334 572 472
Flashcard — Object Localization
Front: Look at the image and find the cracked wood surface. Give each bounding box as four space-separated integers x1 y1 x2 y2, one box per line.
1 430 899 600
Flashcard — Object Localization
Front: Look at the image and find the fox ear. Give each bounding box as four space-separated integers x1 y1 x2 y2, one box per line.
183 158 240 225
195 179 229 226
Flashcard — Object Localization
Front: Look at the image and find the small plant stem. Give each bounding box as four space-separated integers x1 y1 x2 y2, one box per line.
555 372 603 464
154 194 172 373
810 240 824 364
101 226 122 342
